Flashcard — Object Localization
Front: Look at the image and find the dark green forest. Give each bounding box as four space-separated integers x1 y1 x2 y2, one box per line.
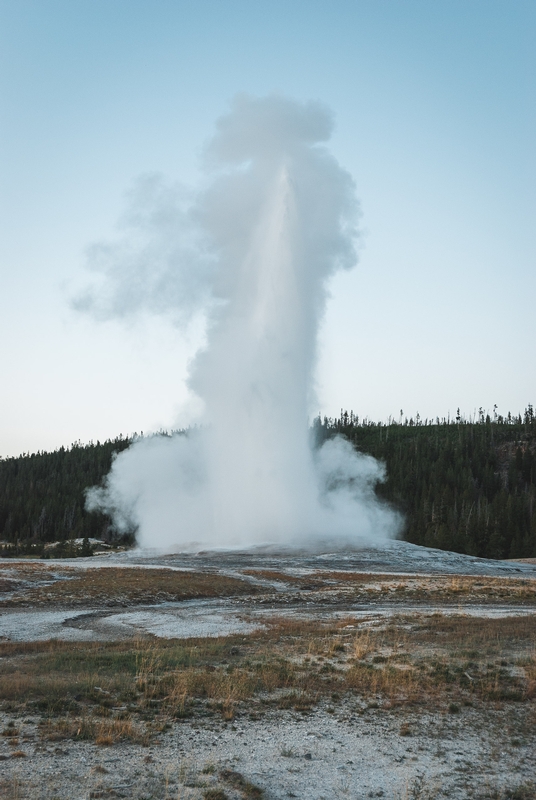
1 407 535 559
0 436 133 556
316 405 536 559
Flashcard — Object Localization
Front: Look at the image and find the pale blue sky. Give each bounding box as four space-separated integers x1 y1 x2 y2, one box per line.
1 0 535 456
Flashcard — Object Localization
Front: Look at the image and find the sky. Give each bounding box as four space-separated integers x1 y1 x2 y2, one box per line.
1 0 535 458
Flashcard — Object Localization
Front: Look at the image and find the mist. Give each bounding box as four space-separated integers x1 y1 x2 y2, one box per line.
79 94 401 550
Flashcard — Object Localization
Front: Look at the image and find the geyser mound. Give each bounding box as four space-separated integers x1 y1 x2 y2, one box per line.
81 94 401 550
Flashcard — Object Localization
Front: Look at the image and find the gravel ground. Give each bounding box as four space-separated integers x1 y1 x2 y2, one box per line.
2 600 535 644
1 702 534 800
86 539 536 578
1 543 535 799
18 538 536 579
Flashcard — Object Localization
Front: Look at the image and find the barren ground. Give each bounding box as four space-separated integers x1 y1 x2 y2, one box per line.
0 541 535 799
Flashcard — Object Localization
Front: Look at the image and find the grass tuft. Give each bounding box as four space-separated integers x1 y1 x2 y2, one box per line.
0 603 534 744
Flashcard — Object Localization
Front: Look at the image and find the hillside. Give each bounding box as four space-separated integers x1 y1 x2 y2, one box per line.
0 436 133 555
1 408 535 558
316 406 536 559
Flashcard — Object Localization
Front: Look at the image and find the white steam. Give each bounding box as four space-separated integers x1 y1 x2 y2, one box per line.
80 94 400 550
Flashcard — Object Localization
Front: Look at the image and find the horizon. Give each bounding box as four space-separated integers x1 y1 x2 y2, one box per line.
3 401 535 461
1 1 535 457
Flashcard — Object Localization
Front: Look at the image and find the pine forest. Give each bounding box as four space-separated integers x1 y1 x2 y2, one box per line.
1 407 535 560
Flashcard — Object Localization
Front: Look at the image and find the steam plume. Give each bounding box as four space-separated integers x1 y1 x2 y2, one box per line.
79 94 400 549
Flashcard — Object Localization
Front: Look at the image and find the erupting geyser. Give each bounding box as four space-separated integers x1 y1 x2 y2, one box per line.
78 94 401 550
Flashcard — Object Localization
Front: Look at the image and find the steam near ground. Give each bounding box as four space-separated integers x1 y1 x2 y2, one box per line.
78 94 401 550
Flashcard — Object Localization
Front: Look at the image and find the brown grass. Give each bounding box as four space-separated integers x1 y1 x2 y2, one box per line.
4 614 535 712
242 569 326 589
3 562 535 612
0 777 25 800
241 569 536 604
0 611 534 745
219 769 264 798
0 566 259 608
39 715 149 745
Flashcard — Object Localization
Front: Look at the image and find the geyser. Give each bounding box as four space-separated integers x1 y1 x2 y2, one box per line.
80 94 400 550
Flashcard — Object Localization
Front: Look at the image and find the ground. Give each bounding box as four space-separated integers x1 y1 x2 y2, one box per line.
0 540 535 799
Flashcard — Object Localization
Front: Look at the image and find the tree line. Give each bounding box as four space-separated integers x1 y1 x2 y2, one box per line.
0 436 133 556
315 405 536 559
1 407 535 559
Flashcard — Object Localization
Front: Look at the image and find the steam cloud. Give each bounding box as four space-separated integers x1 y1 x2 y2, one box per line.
79 94 401 550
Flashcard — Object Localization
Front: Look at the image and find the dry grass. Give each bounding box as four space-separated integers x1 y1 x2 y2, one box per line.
1 612 534 745
243 569 536 604
1 561 534 749
242 569 326 589
219 768 264 798
3 562 534 613
0 566 259 607
39 715 150 746
0 777 25 800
